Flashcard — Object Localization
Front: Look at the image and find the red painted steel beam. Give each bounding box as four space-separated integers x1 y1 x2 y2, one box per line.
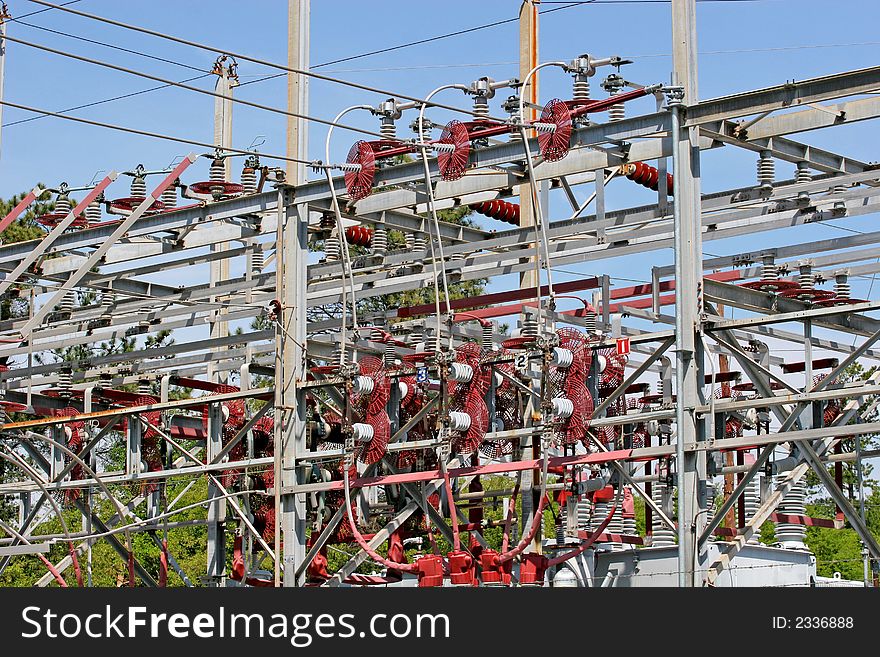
0 186 42 235
311 449 633 492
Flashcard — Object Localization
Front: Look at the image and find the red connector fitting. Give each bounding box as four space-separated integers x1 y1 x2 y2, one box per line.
416 555 445 588
447 550 475 586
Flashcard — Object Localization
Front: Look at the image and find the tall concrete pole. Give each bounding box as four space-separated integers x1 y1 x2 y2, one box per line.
207 60 237 383
518 0 543 554
285 0 309 184
671 0 706 587
277 0 310 587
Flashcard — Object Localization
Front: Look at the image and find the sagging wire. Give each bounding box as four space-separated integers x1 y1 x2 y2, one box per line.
323 106 375 368
416 84 469 350
518 61 566 325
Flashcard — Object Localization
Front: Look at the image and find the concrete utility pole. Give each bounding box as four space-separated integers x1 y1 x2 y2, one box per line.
277 0 310 587
285 0 310 184
518 0 543 555
671 0 706 587
208 58 238 384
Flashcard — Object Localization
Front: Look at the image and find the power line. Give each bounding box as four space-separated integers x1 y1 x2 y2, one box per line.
1 32 390 140
20 0 541 120
2 73 214 128
0 98 313 164
5 15 207 73
12 0 80 21
4 1 589 128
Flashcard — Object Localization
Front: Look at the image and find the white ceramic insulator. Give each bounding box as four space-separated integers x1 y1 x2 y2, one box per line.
532 121 557 133
551 347 574 369
351 422 374 443
398 381 409 399
552 397 574 420
597 354 608 373
745 407 758 428
432 143 456 153
449 411 472 433
353 375 375 395
647 419 660 437
449 362 474 383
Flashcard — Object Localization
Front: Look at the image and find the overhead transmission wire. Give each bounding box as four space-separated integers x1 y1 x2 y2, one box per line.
22 0 527 123
3 3 586 128
1 32 391 141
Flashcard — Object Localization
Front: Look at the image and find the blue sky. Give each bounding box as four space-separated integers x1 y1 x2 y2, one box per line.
2 0 880 332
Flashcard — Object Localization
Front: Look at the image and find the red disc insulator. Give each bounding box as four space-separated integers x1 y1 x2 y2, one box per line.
437 120 471 181
537 99 573 162
344 225 373 247
469 199 520 225
187 181 244 199
35 212 90 229
776 288 836 302
740 279 799 293
623 162 674 195
107 197 166 215
344 141 377 201
0 400 28 414
815 296 868 307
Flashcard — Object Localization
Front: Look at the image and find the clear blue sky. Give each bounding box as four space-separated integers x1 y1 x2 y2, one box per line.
2 0 880 322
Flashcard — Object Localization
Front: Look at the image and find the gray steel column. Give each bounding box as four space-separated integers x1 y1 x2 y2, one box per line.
672 0 705 587
279 196 309 587
0 6 8 159
206 402 226 585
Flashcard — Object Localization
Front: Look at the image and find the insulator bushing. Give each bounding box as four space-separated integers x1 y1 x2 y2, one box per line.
55 194 72 216
57 368 73 394
130 176 147 199
58 291 76 315
241 166 258 195
345 225 373 248
379 118 397 140
521 315 540 339
760 254 779 283
324 234 341 261
409 325 424 347
448 410 472 433
411 234 426 252
552 397 574 420
384 340 397 368
795 162 813 185
584 309 598 333
469 200 521 225
757 151 775 190
85 200 102 225
472 97 490 119
551 346 574 369
744 475 763 545
621 162 674 195
651 470 676 547
481 323 494 352
577 497 592 531
352 375 375 396
209 158 226 183
351 422 374 443
608 103 625 122
160 186 177 210
775 477 807 549
101 291 115 312
371 225 388 256
449 362 474 383
834 270 851 299
798 261 814 289
251 248 265 273
137 379 151 395
572 75 590 102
